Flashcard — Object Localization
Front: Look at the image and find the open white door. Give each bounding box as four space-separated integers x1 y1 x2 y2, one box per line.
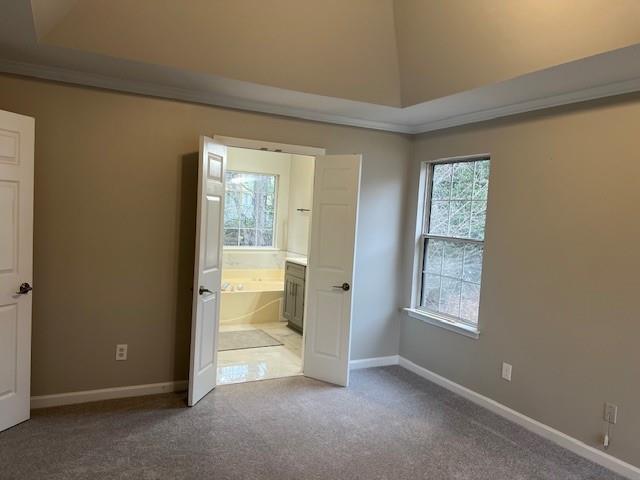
304 154 361 386
0 110 34 431
188 136 226 406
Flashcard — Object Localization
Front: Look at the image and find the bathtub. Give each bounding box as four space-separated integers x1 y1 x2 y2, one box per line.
220 269 285 325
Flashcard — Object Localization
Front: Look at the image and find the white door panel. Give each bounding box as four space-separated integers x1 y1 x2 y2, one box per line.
0 110 33 432
304 154 361 387
0 181 18 272
188 136 226 406
0 305 19 397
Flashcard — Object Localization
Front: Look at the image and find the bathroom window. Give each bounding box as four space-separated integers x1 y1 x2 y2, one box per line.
417 156 490 328
224 171 277 247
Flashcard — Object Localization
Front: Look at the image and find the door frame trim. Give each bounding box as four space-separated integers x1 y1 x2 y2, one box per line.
209 135 326 385
213 136 326 157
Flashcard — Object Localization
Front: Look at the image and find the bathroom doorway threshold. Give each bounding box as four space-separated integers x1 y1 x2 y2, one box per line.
216 323 303 386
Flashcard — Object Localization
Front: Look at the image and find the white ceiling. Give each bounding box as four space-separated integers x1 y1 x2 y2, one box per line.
1 0 640 134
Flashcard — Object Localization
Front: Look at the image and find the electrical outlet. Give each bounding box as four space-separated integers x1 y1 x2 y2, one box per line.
604 402 618 424
501 362 512 382
115 344 128 361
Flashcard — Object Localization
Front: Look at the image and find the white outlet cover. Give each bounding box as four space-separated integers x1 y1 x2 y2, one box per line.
116 344 128 361
502 362 512 381
604 402 618 424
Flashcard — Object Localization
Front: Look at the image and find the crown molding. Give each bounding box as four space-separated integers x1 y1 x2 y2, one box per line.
2 58 640 136
409 75 640 134
0 59 414 134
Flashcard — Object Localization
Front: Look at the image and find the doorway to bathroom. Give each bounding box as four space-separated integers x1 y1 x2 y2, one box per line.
216 147 314 385
188 135 361 406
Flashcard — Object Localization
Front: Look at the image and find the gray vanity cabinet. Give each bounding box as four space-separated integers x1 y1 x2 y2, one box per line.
283 261 306 333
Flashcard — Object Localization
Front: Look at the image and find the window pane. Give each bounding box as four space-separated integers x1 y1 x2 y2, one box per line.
257 193 275 228
255 175 275 193
451 162 474 200
224 192 240 228
421 238 481 324
439 277 461 317
225 172 242 191
449 201 471 238
256 229 273 247
224 171 277 247
469 201 487 240
428 201 449 235
424 238 444 274
442 241 464 278
224 229 239 246
460 282 480 323
431 163 452 200
238 229 256 246
428 159 490 242
462 243 483 284
239 192 255 228
473 160 490 201
421 272 441 310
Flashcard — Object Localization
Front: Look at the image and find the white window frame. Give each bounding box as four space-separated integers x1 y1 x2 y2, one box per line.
404 153 490 339
223 169 279 249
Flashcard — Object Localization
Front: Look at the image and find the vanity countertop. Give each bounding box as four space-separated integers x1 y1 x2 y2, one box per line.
286 256 308 267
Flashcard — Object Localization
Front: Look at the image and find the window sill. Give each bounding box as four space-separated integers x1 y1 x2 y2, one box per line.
402 308 480 339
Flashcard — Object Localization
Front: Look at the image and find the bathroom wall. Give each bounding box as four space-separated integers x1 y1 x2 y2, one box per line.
223 148 291 269
286 155 315 256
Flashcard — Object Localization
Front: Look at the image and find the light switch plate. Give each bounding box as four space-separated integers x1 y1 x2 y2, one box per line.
501 362 512 381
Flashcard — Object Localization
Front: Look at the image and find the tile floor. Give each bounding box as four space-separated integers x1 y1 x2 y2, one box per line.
217 322 303 385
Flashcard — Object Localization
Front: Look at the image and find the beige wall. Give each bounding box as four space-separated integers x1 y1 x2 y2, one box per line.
0 74 411 396
394 0 640 105
43 0 402 106
286 154 314 256
400 94 640 466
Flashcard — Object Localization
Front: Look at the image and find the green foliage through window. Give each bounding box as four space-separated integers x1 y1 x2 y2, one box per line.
421 158 490 325
224 171 277 247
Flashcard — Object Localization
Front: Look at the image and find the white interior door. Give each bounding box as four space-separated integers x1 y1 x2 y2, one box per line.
188 136 226 406
304 154 361 386
0 110 34 432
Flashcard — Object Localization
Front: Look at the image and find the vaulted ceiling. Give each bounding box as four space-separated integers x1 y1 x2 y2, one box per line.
2 0 640 132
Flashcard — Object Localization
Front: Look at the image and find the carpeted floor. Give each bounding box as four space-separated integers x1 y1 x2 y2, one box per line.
0 366 624 480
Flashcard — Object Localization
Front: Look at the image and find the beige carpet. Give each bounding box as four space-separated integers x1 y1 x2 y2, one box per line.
0 367 625 480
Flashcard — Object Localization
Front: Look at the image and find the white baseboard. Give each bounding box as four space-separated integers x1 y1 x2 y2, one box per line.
31 380 187 409
349 355 399 370
398 356 640 480
30 355 396 409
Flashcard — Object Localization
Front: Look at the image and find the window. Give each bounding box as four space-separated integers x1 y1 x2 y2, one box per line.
224 171 277 247
418 157 490 327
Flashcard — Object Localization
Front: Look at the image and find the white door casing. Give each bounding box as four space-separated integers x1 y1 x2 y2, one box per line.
304 154 361 386
188 136 226 406
0 110 34 432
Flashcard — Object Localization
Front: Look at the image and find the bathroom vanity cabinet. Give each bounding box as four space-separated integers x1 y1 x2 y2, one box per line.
283 260 306 333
